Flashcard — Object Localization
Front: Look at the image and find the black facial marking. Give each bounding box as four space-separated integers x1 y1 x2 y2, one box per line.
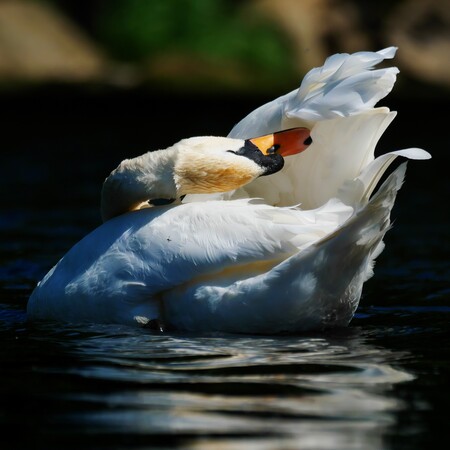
234 139 285 176
304 136 313 145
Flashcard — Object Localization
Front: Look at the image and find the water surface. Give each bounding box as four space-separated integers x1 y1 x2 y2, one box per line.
1 89 449 449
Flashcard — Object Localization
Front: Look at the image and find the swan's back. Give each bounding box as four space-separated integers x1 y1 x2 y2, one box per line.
27 199 352 325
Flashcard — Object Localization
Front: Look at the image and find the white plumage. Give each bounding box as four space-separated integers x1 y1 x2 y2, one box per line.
27 47 431 333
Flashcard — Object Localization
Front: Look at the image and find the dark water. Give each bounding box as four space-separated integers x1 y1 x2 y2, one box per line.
1 87 449 449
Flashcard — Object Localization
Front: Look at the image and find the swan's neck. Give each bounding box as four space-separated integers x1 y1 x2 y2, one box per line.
101 147 179 221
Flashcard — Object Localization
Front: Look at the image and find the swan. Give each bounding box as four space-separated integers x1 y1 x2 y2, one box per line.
27 46 431 334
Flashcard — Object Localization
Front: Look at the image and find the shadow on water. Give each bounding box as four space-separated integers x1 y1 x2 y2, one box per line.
1 86 449 449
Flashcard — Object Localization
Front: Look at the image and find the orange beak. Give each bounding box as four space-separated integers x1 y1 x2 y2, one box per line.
249 127 312 157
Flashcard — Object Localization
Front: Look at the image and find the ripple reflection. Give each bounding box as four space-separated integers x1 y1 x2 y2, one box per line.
17 323 415 449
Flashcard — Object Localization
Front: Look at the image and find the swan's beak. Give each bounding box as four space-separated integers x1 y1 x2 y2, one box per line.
249 127 312 157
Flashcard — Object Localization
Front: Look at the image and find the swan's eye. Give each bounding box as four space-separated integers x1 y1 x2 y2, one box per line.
266 144 280 155
304 136 313 145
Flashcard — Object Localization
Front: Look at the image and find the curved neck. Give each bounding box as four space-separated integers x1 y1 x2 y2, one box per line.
101 147 178 222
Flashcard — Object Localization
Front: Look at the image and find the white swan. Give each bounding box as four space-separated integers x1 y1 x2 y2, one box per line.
27 47 431 333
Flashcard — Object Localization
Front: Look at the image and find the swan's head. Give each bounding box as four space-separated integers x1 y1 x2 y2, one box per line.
174 128 312 195
101 127 311 221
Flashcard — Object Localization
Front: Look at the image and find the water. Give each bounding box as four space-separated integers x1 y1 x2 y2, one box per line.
1 88 449 449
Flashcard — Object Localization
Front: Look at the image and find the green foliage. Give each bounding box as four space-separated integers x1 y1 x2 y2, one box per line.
94 0 294 73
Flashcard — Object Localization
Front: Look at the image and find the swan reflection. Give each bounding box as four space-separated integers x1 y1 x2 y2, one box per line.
35 325 414 449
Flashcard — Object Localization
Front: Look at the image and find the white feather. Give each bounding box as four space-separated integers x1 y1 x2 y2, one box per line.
27 47 431 333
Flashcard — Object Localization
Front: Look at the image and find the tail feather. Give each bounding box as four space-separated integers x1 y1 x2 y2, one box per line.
338 147 431 207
